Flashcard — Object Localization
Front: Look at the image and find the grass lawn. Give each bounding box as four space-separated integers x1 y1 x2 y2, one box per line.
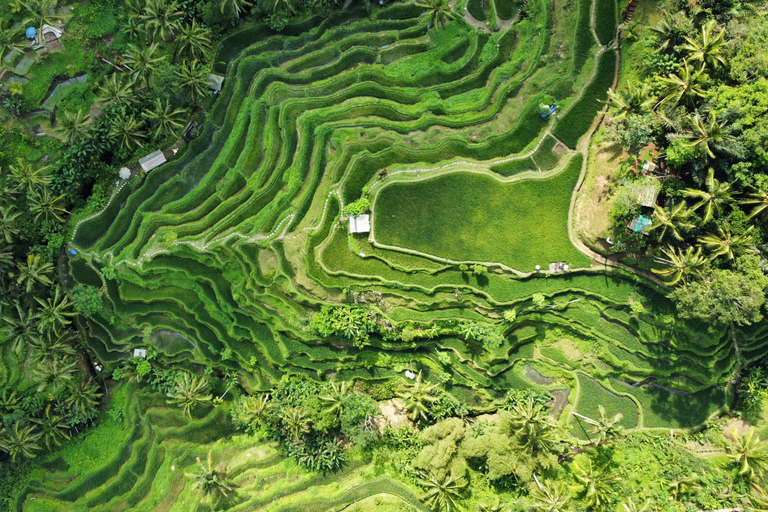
373 155 590 271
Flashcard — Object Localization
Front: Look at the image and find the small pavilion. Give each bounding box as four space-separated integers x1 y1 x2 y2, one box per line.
349 214 370 234
139 150 167 172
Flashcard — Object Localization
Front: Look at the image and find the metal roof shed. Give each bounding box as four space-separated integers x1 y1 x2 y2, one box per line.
349 214 371 234
636 185 660 207
139 150 167 172
207 73 225 93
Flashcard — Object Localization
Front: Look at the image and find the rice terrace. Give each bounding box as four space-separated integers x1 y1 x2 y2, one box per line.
1 0 768 510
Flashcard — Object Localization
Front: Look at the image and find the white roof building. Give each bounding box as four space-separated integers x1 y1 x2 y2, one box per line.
133 348 147 359
139 150 167 172
206 73 225 93
349 214 370 234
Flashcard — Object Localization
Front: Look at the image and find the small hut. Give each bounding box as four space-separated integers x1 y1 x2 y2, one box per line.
629 214 652 233
139 150 167 172
206 73 225 93
349 214 371 234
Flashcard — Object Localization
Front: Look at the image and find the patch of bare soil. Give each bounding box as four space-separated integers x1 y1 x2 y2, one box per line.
725 417 752 437
549 389 570 420
379 398 410 431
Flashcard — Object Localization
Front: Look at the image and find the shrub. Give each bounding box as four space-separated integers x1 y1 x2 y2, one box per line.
343 198 370 217
72 284 104 318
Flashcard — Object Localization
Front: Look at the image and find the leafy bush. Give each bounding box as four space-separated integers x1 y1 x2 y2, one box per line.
72 284 104 318
343 198 370 216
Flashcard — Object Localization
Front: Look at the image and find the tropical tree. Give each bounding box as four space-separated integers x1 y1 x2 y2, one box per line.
507 397 557 454
20 0 61 43
123 42 166 88
397 371 438 422
652 245 707 285
668 473 702 500
2 302 41 353
741 188 768 220
35 286 77 331
647 11 691 53
33 357 78 393
656 61 707 109
607 81 655 119
729 429 768 481
110 113 147 152
478 501 507 512
141 0 183 42
175 20 212 61
680 110 742 161
416 471 467 512
272 0 297 15
416 0 455 30
54 109 90 144
15 254 54 293
66 378 103 420
8 159 50 196
166 373 212 417
0 422 42 462
30 328 77 365
219 0 253 19
32 405 71 449
188 450 234 503
698 225 754 261
241 394 273 430
98 73 137 106
530 475 571 512
679 19 728 72
28 187 68 225
571 405 624 446
0 205 22 243
647 202 694 243
0 19 21 72
572 457 615 511
141 98 187 139
622 497 651 512
281 407 310 439
681 168 735 224
176 59 210 103
320 380 351 416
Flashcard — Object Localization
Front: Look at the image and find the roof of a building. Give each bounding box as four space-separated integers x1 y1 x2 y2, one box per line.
349 214 371 234
206 73 225 92
133 348 147 359
629 214 653 233
139 150 167 172
636 185 660 207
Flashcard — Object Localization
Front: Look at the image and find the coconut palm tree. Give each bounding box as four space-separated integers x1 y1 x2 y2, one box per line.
507 397 557 454
647 11 690 53
0 20 21 72
98 73 137 106
652 245 707 285
416 0 455 30
0 206 22 243
622 497 651 512
272 0 297 15
320 380 351 416
571 405 624 446
174 20 212 62
530 475 571 512
2 302 41 353
478 500 506 512
607 81 655 119
166 373 212 417
35 286 77 331
0 244 12 273
141 98 187 140
678 19 728 72
8 159 50 196
730 429 768 481
740 188 768 220
176 59 210 104
698 225 754 261
66 378 103 420
680 111 741 161
54 109 91 143
30 328 77 365
416 471 467 512
281 407 310 439
242 394 273 430
647 202 695 243
123 42 166 88
0 390 20 416
219 0 253 19
32 404 71 449
33 357 78 393
28 187 68 225
397 371 438 422
572 457 615 511
681 168 735 224
188 450 234 503
15 254 54 293
0 422 42 462
656 61 707 109
141 0 183 43
110 113 147 152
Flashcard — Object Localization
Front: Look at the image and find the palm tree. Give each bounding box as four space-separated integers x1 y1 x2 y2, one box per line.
2 302 41 353
656 61 707 109
20 0 61 45
0 422 42 462
729 429 768 481
176 59 209 104
571 405 624 446
572 457 615 511
35 286 77 331
741 188 768 220
0 19 21 72
680 111 741 161
681 168 735 224
0 390 20 416
110 113 147 152
141 98 187 140
66 378 103 419
54 109 91 143
0 244 12 273
750 481 768 512
698 225 754 261
33 357 78 393
647 202 694 243
175 20 212 61
8 159 50 196
219 0 253 19
30 328 77 365
0 205 22 243
242 394 272 430
478 501 506 512
606 81 655 119
28 187 68 225
397 371 437 422
668 473 701 500
141 0 183 42
281 407 310 439
678 19 728 72
166 373 212 417
32 404 71 449
272 0 297 15
530 475 571 512
622 497 651 512
122 42 166 88
97 73 137 106
652 245 707 285
416 471 467 511
416 0 455 30
320 380 351 416
647 11 688 53
188 450 234 503
507 397 557 454
15 254 54 293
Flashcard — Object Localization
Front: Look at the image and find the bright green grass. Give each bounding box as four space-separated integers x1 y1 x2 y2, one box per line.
572 374 638 434
373 155 590 270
